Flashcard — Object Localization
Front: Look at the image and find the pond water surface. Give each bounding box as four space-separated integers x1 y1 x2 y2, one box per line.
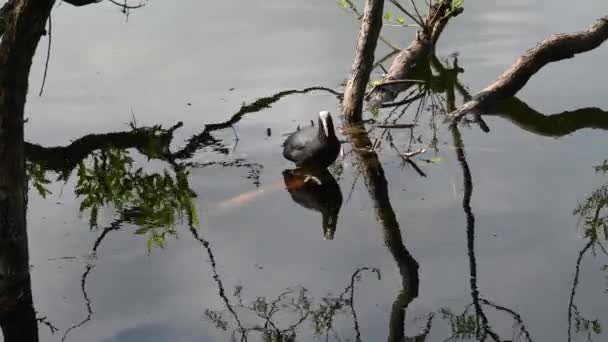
16 0 608 341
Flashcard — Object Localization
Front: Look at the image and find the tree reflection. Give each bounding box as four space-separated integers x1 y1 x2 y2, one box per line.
202 265 380 342
1 0 608 338
0 210 38 342
568 159 608 342
342 51 539 341
19 58 608 342
446 126 532 342
192 49 608 342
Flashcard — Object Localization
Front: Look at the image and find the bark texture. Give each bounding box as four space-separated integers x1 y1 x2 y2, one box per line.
0 1 54 340
369 1 461 106
343 0 384 122
368 37 432 106
0 0 53 244
447 16 608 124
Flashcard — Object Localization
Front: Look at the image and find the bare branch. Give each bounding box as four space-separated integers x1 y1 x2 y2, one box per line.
388 0 424 27
447 16 608 124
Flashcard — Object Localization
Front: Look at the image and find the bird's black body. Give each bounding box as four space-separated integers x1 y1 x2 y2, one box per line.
282 169 343 240
282 112 340 169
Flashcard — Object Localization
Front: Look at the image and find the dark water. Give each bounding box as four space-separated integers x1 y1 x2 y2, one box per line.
12 0 608 341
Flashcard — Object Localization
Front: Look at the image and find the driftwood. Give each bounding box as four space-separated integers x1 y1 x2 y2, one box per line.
368 0 462 107
343 0 385 121
447 16 608 124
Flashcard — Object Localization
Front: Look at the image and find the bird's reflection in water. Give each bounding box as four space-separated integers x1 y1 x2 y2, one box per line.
282 168 343 240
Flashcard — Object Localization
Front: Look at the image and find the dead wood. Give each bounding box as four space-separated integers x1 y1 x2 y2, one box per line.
368 0 462 107
447 16 608 125
343 0 385 122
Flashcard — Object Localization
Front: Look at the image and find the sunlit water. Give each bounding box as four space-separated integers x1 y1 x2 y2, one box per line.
17 0 608 341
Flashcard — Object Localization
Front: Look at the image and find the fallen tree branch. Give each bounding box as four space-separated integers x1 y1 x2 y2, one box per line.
446 16 608 125
368 0 462 107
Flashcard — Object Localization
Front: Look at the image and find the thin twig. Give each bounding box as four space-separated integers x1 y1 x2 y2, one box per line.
372 50 399 74
408 0 425 24
480 299 533 342
342 0 401 51
108 0 146 9
380 91 425 108
401 148 426 159
378 79 426 86
39 12 51 96
61 264 95 342
374 123 416 129
37 315 59 334
378 63 388 74
388 0 424 27
405 159 427 177
230 124 239 153
383 24 420 27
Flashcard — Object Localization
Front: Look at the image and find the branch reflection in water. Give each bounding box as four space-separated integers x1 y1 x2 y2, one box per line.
568 160 608 342
15 29 608 339
21 83 344 339
202 262 381 342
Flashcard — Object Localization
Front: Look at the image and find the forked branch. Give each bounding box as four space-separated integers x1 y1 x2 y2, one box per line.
447 16 608 124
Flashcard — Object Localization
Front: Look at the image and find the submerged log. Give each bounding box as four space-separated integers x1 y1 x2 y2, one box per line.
447 16 608 124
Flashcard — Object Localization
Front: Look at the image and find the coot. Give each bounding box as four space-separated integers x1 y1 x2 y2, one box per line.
282 111 341 169
283 168 343 240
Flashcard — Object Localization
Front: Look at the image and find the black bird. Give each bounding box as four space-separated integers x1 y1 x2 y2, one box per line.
282 111 341 170
282 169 343 240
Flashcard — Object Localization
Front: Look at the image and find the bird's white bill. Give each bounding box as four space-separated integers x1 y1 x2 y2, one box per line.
319 111 331 137
321 119 329 137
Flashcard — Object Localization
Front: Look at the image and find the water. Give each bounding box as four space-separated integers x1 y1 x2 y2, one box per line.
12 0 608 341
